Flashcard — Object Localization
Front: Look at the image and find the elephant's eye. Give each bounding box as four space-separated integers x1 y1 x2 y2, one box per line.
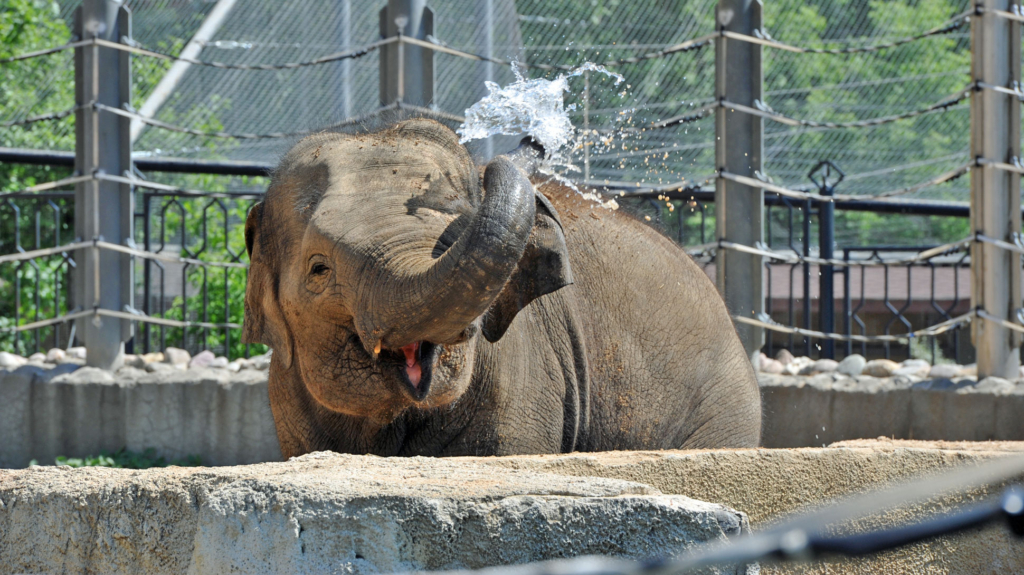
310 262 330 276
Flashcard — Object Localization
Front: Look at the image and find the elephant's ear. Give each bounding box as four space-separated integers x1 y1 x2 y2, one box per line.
243 201 294 369
481 191 573 343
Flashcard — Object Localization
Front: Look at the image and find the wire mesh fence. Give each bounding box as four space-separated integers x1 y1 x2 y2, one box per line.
1 0 1021 366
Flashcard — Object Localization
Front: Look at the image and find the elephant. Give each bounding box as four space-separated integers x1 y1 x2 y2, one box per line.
243 118 761 458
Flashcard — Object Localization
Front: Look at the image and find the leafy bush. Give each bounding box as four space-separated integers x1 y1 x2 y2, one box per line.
30 447 202 469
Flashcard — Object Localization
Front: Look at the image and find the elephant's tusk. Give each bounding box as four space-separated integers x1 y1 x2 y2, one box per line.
373 340 381 358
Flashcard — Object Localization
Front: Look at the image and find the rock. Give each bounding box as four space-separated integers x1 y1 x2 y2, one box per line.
836 354 866 376
145 361 174 373
0 453 748 575
140 351 164 364
893 363 930 378
901 358 930 370
960 363 978 377
250 353 271 371
226 360 242 373
786 356 813 375
44 348 65 363
123 354 146 369
862 358 900 378
209 356 229 369
973 377 1015 394
27 352 46 363
66 346 86 360
0 352 27 368
189 350 216 368
929 364 962 379
760 358 784 374
811 359 839 373
164 347 191 366
775 349 795 366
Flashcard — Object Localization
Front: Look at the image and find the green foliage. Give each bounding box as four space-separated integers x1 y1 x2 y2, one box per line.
30 447 202 469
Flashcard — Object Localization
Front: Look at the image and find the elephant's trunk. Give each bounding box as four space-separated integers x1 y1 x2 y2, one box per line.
357 155 536 352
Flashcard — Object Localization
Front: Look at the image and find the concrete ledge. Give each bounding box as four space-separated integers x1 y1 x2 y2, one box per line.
0 453 748 575
6 366 1024 467
759 373 1024 447
0 364 280 467
470 441 1024 575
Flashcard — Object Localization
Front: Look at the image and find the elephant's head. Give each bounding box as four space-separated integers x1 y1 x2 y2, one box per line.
243 119 572 423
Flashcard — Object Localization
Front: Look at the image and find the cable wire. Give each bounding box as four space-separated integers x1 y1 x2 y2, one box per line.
718 160 972 203
720 10 971 55
721 87 971 130
713 236 972 267
93 101 405 140
733 310 974 343
91 36 389 70
0 107 77 128
0 174 95 198
0 39 91 64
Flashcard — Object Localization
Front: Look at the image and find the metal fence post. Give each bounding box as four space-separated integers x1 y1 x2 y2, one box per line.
970 0 1022 379
715 0 764 362
73 0 133 369
380 0 434 107
811 161 842 359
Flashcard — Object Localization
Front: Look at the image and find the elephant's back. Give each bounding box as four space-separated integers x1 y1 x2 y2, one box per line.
536 182 761 449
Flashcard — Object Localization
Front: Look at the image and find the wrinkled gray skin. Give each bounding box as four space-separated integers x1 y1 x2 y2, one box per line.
244 119 760 458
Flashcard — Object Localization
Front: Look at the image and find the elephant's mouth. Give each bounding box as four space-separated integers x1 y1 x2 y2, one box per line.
382 341 439 401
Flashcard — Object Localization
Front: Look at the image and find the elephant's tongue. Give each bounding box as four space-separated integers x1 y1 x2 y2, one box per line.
401 342 422 388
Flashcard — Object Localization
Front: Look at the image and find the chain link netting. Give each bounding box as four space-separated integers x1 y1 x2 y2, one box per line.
0 0 985 248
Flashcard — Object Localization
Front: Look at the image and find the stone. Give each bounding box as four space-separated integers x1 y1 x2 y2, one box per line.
123 354 146 369
65 346 86 360
893 364 929 378
960 363 978 376
811 359 838 373
27 353 46 363
44 348 65 363
0 352 27 368
189 350 216 368
210 356 229 369
862 358 900 378
775 348 795 366
760 358 784 374
226 360 242 372
929 364 962 379
250 353 271 370
786 356 813 376
0 454 748 575
141 351 165 364
900 358 930 370
836 354 866 376
164 347 191 366
972 377 1015 395
145 361 174 373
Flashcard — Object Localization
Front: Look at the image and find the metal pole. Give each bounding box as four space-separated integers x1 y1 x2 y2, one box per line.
379 0 434 107
818 191 835 358
475 0 495 160
74 0 133 370
342 0 352 119
715 0 764 362
812 161 841 359
970 0 1022 379
802 198 812 357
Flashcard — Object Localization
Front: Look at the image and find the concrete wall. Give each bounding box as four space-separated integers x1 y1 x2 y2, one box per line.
760 373 1024 448
0 364 280 468
3 364 1024 467
0 452 749 575
475 441 1024 575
